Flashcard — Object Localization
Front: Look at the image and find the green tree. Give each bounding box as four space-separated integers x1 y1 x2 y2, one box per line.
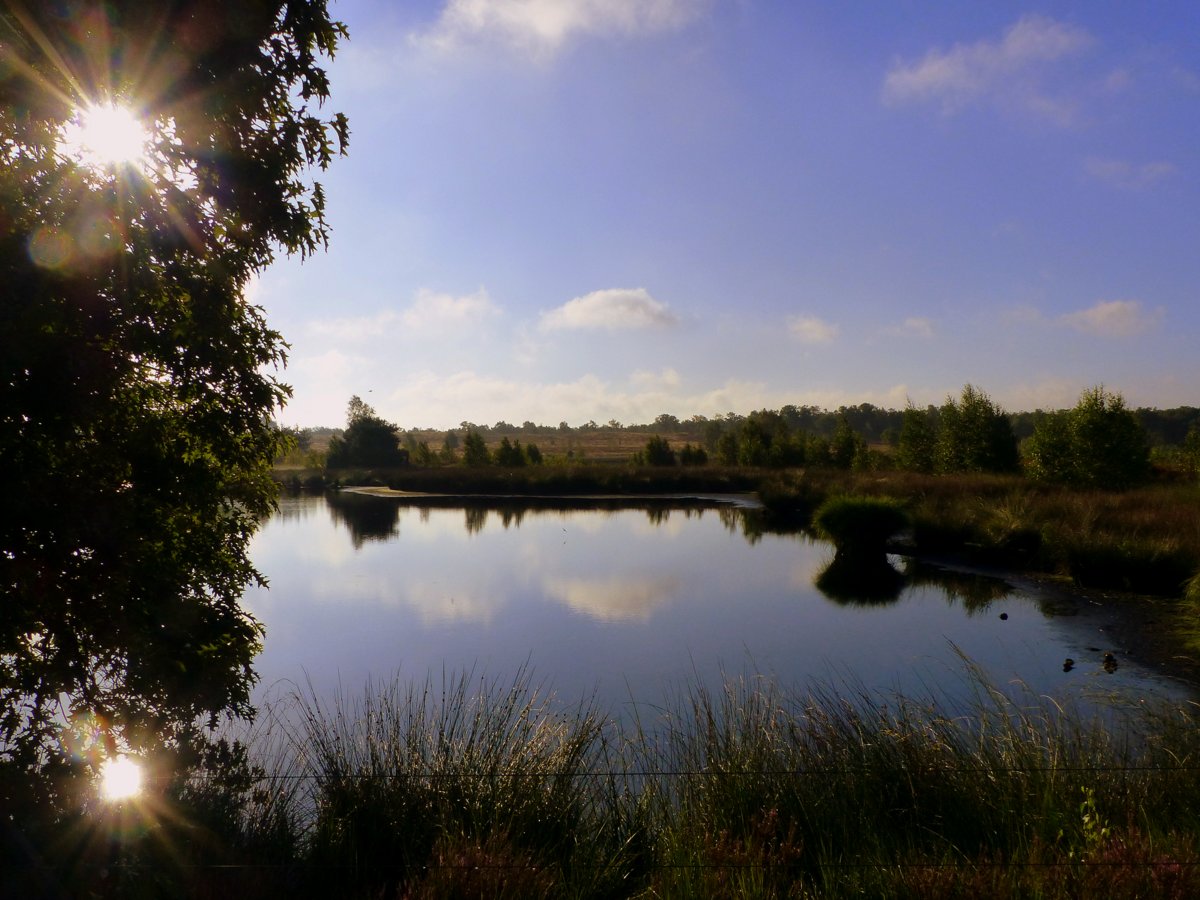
0 0 347 814
1026 387 1150 489
715 430 740 466
896 404 938 473
525 442 544 465
1023 411 1074 484
936 385 1019 473
326 396 407 468
642 435 677 466
829 415 866 470
462 429 491 466
679 443 708 466
494 436 526 467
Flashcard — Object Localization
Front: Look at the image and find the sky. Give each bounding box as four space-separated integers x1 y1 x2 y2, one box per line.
255 0 1200 430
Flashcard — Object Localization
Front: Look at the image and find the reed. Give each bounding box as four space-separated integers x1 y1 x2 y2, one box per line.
125 666 1200 898
284 668 637 898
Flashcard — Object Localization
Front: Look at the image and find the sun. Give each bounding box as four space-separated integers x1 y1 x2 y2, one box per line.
60 102 152 172
99 755 144 801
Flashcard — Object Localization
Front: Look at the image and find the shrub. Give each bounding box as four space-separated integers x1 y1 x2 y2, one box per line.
1026 387 1150 490
812 495 908 554
642 435 677 466
679 443 708 466
936 384 1019 474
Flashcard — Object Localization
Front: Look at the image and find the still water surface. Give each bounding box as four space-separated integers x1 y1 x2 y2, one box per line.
245 492 1191 718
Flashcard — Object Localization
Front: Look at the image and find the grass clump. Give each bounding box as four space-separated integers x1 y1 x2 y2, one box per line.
290 669 636 899
812 495 908 555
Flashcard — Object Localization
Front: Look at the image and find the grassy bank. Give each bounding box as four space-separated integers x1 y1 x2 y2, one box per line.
54 670 1200 898
758 470 1200 595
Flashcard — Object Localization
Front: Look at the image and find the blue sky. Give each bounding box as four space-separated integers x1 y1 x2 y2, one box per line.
257 1 1200 429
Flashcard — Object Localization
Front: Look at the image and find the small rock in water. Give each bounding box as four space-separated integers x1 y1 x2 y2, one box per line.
1063 658 1075 672
999 612 1008 620
1103 652 1118 673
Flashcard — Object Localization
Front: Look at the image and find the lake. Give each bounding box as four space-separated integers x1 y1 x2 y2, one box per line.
244 491 1193 720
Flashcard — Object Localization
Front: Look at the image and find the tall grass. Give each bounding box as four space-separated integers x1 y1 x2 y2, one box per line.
636 666 1200 897
106 666 1200 898
285 669 637 898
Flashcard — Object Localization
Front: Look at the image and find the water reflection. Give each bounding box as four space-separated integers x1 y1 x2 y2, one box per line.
542 574 682 622
325 490 401 546
903 561 1014 614
814 554 906 606
250 494 1194 720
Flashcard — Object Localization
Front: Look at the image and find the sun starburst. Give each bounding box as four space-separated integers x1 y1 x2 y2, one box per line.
59 102 152 172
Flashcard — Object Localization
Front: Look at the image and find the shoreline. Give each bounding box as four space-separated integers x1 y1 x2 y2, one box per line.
337 485 1200 693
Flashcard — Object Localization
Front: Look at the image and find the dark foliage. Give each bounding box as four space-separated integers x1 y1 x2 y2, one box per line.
326 395 407 468
0 0 347 822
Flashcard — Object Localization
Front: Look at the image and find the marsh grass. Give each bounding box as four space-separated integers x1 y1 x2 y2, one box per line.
812 495 908 554
114 666 1196 898
284 668 637 898
765 471 1200 598
635 666 1200 898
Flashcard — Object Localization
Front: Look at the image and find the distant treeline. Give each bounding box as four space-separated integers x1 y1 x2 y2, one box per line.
291 402 1200 450
277 387 1200 495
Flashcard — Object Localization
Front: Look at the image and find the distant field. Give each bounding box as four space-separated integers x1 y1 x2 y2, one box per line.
465 429 700 462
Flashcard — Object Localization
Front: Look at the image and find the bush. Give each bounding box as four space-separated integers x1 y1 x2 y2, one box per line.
1026 387 1150 490
642 435 677 466
812 495 908 554
937 384 1019 474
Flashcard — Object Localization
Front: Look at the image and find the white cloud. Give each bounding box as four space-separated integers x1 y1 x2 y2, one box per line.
1083 157 1177 190
883 14 1092 122
630 367 682 389
420 0 707 56
306 288 498 341
1002 377 1088 412
884 317 935 339
1059 300 1163 337
373 369 922 430
539 287 678 332
401 287 499 329
307 309 401 342
787 315 838 344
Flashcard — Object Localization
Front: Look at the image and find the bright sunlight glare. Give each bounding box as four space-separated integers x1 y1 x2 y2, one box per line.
60 102 151 171
100 756 143 801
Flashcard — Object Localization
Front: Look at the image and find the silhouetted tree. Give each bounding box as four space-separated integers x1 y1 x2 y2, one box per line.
326 396 407 468
0 0 347 823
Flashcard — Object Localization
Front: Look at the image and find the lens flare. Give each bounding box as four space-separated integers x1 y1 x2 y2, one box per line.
60 102 151 171
100 756 143 801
